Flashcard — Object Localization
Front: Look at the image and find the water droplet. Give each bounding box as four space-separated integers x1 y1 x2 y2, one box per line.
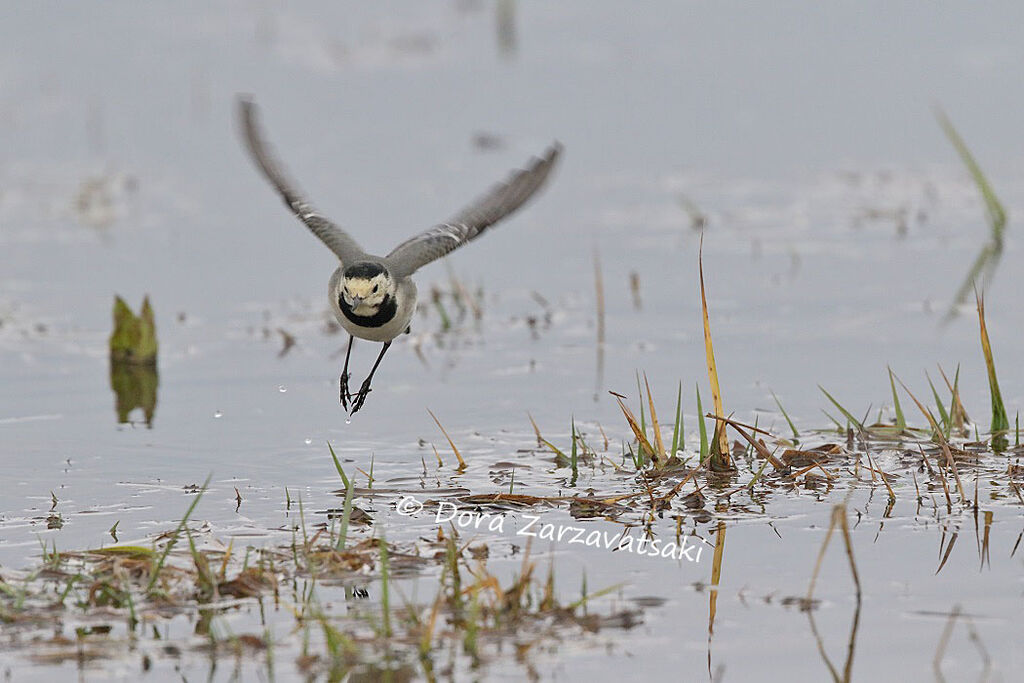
345 417 352 425
278 385 287 393
213 411 223 419
304 438 312 445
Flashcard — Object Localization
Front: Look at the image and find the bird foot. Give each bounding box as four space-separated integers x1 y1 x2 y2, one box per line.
349 381 373 415
340 371 351 410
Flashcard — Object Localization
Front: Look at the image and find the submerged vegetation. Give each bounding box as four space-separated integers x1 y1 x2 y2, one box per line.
0 479 642 680
109 295 159 427
4 347 1019 677
5 245 1023 678
109 295 158 365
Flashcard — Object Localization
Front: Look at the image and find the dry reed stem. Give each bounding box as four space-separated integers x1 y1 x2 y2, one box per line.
698 236 731 465
428 409 466 469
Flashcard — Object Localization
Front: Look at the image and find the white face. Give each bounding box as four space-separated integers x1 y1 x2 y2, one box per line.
341 272 390 315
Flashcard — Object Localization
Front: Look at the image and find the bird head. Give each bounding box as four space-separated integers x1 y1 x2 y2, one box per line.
340 262 392 314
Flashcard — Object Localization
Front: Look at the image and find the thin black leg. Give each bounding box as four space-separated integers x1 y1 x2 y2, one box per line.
340 335 354 410
350 341 391 414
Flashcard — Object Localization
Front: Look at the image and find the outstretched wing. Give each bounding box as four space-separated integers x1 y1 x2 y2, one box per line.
237 96 365 265
385 142 562 278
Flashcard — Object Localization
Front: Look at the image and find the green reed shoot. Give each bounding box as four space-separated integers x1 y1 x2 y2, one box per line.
818 386 864 432
938 364 967 436
822 409 844 432
328 442 356 550
569 416 579 486
743 414 758 459
696 384 708 462
976 291 1009 448
671 381 684 458
541 436 569 467
926 372 952 438
772 390 799 442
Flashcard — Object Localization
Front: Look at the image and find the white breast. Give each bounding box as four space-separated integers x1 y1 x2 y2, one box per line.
329 275 417 343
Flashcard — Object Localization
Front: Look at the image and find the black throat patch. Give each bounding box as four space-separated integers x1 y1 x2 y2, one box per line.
339 294 397 329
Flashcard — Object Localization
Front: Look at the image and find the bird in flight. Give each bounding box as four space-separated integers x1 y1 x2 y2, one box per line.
238 97 562 414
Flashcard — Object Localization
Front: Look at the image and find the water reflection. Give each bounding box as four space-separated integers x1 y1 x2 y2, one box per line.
935 108 1008 324
108 295 159 427
496 0 517 58
808 598 861 683
805 505 863 682
110 360 158 427
707 520 726 680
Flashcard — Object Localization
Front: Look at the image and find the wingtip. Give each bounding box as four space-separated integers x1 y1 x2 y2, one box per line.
546 140 564 162
236 93 258 121
531 141 562 173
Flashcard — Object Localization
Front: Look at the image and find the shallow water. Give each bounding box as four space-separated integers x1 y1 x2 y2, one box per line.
3 3 1024 681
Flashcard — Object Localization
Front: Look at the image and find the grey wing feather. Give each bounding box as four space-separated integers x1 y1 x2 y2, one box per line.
386 142 562 277
237 96 365 265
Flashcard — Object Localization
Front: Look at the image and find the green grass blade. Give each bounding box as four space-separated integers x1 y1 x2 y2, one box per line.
336 473 355 552
671 382 683 457
146 474 210 593
696 384 708 463
888 366 906 431
327 441 350 489
569 415 579 487
570 415 578 471
926 372 951 437
747 450 773 489
821 409 844 432
976 291 1009 443
818 386 864 432
947 365 963 434
541 438 570 467
327 441 357 550
771 390 799 441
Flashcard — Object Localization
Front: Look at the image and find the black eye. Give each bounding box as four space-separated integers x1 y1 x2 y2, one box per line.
372 284 379 293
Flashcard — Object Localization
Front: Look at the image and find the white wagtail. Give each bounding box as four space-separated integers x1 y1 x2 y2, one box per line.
238 97 562 414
